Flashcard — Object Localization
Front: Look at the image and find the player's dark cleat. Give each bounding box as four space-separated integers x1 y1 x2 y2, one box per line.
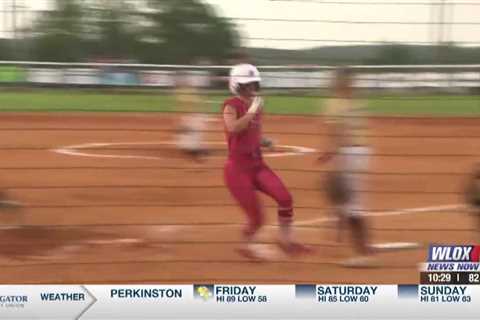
182 148 210 163
20 244 82 261
325 171 352 205
188 148 210 157
0 191 22 211
260 137 274 149
277 241 314 256
0 199 22 212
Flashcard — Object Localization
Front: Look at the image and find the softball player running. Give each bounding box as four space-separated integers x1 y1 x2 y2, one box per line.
222 63 311 260
320 68 375 267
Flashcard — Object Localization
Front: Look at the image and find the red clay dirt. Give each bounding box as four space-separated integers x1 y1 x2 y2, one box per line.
0 113 478 284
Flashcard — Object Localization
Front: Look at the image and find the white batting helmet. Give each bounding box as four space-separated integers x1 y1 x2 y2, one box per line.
229 64 261 95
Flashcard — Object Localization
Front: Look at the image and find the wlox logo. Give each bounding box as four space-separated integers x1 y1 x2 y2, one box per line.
428 245 480 262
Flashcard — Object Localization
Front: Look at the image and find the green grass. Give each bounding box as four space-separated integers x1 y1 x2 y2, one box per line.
367 96 480 116
0 90 176 112
0 89 478 116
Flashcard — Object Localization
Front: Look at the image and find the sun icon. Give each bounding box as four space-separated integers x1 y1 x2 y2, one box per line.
196 286 213 301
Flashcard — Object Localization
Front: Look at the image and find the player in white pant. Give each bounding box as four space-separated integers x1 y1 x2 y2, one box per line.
337 146 371 218
173 71 210 161
319 68 374 267
176 113 209 157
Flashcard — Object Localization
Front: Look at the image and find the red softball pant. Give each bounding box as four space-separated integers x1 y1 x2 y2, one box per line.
224 161 293 237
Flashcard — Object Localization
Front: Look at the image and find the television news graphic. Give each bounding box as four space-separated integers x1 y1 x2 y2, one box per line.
420 245 480 285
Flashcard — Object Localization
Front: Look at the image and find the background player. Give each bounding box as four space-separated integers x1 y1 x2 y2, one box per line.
319 67 374 267
174 70 210 161
223 63 311 260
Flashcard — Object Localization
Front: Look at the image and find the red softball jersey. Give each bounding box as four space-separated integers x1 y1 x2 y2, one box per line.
222 96 263 167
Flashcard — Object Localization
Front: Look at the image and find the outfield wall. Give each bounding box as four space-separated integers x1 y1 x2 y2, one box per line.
0 64 479 90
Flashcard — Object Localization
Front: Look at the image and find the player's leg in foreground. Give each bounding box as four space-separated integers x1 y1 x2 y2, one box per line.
327 176 375 267
337 147 376 267
324 171 350 243
255 165 313 255
224 163 265 260
321 144 374 267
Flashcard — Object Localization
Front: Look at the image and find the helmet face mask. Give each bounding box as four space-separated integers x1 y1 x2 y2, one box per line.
237 81 260 96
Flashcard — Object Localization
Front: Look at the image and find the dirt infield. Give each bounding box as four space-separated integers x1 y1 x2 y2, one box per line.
0 113 478 284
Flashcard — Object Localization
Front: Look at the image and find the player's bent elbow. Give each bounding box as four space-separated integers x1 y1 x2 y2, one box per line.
226 122 245 133
225 124 238 133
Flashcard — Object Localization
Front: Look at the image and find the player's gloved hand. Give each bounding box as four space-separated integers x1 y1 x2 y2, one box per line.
247 96 263 114
261 137 275 150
